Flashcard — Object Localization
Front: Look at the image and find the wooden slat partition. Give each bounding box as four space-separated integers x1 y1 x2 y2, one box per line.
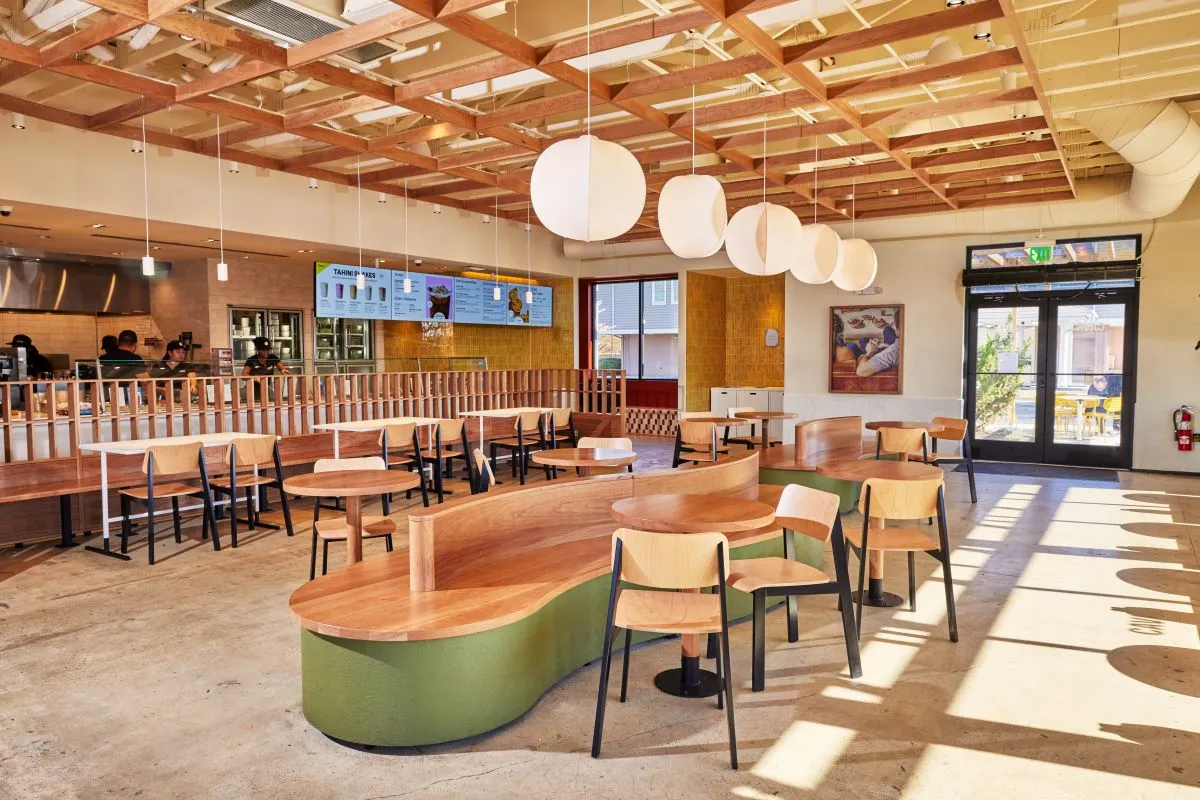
0 368 626 467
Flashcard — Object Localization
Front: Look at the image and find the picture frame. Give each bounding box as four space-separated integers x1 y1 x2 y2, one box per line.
830 304 904 394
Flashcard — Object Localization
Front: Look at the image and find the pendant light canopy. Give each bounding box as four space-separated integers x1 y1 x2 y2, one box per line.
530 135 646 242
657 174 727 258
724 202 802 276
792 223 840 284
831 238 878 291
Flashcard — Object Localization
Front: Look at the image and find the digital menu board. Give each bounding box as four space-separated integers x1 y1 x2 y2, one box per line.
316 262 552 327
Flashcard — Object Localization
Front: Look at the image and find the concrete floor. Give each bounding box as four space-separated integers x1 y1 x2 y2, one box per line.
2 440 1200 799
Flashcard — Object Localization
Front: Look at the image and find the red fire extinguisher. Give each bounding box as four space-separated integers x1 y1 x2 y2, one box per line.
1175 406 1193 451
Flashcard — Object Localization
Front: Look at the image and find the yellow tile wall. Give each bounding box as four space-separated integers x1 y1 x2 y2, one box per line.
684 272 727 411
725 274 785 388
380 276 574 370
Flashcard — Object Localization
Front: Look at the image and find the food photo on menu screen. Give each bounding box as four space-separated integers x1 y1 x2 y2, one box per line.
426 276 454 320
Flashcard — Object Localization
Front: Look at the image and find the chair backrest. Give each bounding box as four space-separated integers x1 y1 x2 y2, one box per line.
227 434 278 468
552 407 572 428
725 406 755 434
794 416 864 462
613 528 728 589
472 448 496 490
143 441 202 477
515 410 543 434
579 436 633 450
678 411 710 421
878 426 927 455
774 483 840 542
679 420 717 447
858 477 942 520
438 418 465 442
314 456 386 473
1106 396 1123 413
379 423 416 449
930 417 967 442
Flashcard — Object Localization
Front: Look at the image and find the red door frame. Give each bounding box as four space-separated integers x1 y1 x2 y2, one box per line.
579 274 680 409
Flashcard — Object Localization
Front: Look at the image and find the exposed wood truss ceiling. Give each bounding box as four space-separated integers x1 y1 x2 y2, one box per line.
1 0 1198 240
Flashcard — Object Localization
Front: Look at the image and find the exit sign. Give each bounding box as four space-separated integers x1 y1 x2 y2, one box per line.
1028 245 1053 263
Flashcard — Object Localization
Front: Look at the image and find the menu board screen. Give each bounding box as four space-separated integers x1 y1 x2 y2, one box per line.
316 262 551 327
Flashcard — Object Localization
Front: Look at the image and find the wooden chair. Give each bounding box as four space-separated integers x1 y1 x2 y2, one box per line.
874 426 928 463
726 484 862 691
592 528 738 769
547 407 578 449
909 417 976 504
468 448 497 494
308 456 396 580
489 411 548 485
850 477 958 642
119 441 220 565
722 406 761 450
378 422 430 508
418 419 471 502
672 421 720 467
209 434 294 547
577 436 635 475
679 411 730 458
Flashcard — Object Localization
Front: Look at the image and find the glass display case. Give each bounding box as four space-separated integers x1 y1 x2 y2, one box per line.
314 317 374 372
229 308 303 367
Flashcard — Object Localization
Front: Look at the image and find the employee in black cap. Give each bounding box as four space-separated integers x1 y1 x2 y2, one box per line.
242 336 290 376
151 340 198 400
8 334 53 377
99 329 147 379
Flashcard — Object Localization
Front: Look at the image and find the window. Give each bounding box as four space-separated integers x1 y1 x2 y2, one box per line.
591 278 678 379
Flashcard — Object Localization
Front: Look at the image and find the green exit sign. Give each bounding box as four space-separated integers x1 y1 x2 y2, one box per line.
1028 245 1053 263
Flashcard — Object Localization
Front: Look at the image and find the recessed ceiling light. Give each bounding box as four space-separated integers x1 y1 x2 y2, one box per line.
298 249 313 253
241 255 250 259
88 223 108 229
207 237 219 242
152 246 161 250
110 251 121 255
36 234 50 239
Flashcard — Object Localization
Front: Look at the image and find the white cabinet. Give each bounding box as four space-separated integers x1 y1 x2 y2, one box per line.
735 388 769 411
710 387 734 417
768 389 785 441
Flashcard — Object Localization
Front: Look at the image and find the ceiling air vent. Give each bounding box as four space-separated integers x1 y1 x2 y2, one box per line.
213 0 396 64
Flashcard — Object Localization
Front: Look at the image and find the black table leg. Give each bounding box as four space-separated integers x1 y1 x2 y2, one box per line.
653 655 722 698
852 577 904 608
57 495 78 548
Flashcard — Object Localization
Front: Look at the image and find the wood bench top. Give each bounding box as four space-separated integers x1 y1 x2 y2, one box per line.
288 482 785 642
758 442 876 472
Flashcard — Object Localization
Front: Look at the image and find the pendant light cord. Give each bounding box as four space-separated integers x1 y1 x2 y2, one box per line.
585 0 591 137
404 179 410 279
356 160 363 270
812 136 819 225
494 193 500 288
760 114 767 201
690 45 696 174
215 116 225 264
141 113 150 257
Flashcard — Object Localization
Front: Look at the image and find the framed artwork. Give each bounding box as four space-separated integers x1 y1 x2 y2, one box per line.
830 304 904 394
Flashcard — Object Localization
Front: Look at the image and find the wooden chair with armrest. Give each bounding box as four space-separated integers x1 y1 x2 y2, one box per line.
726 483 861 691
548 407 578 448
592 528 738 769
874 426 929 463
209 434 294 547
419 419 471 502
308 456 397 580
679 411 730 457
850 477 958 642
378 422 429 508
908 417 976 504
672 421 721 468
577 436 634 475
490 411 549 485
722 406 761 450
119 441 221 565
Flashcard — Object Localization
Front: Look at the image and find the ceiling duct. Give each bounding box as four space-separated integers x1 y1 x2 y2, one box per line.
1076 100 1200 218
212 0 396 65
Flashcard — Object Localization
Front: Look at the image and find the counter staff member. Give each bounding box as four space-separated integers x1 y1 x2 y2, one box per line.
99 329 148 379
242 336 290 376
150 340 198 400
8 334 53 377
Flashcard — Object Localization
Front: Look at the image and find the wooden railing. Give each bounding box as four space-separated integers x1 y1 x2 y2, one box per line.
0 368 626 464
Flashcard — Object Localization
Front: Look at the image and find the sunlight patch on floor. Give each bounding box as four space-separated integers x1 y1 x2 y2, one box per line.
750 720 857 791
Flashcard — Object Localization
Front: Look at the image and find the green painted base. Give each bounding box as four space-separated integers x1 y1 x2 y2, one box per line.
299 535 821 747
759 467 861 514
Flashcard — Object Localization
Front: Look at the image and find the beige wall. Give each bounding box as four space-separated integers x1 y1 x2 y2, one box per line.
0 311 165 366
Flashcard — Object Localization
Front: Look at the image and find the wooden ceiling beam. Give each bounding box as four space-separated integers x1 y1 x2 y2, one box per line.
948 175 1071 199
358 164 428 183
174 60 284 102
39 13 144 66
196 124 279 154
284 96 390 131
279 146 358 168
863 86 1037 127
0 40 41 66
957 189 1075 210
715 119 852 151
183 96 284 130
396 56 525 103
153 11 287 65
912 138 1057 169
936 159 1064 183
890 115 1048 151
368 122 467 150
437 143 528 169
0 63 40 89
88 96 172 130
287 8 428 67
612 53 772 102
409 179 484 198
48 61 174 99
825 48 1023 101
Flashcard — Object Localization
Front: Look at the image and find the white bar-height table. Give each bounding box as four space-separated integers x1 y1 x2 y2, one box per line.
313 416 440 458
459 407 551 479
79 432 264 561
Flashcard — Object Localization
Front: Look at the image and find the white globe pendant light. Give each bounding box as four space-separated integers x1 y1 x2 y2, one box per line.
725 201 802 276
531 135 646 242
658 174 727 258
832 238 878 291
793 223 840 284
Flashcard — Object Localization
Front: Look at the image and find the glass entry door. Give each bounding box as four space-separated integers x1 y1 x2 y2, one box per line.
966 288 1137 468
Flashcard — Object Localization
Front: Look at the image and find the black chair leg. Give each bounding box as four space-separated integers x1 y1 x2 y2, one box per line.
321 540 330 576
619 628 632 703
966 455 978 504
752 590 766 692
908 551 917 611
245 487 257 529
591 624 618 758
783 529 798 643
720 629 738 770
278 485 294 537
855 532 870 639
228 484 239 549
120 495 131 554
309 530 319 581
714 634 724 710
171 497 182 544
385 534 394 553
145 495 156 566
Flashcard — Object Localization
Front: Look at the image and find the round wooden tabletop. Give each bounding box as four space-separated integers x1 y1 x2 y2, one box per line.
611 493 776 534
733 411 796 421
865 420 945 432
531 448 638 468
816 458 942 482
283 470 421 498
682 416 744 426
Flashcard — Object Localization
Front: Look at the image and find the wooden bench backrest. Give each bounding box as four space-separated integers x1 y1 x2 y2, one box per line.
409 451 760 592
794 416 864 463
